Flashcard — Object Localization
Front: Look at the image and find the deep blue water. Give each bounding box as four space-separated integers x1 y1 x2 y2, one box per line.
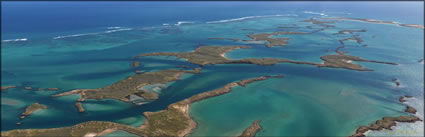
2 2 423 40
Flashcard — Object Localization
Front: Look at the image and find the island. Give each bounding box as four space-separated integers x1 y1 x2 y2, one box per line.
19 102 48 119
75 102 85 113
399 95 413 102
24 87 33 90
209 29 321 48
1 86 16 91
238 120 262 137
299 17 336 28
138 45 397 71
322 17 424 29
52 68 202 111
2 75 283 137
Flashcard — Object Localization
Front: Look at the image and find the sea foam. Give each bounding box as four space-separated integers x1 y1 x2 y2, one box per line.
303 11 328 16
1 38 28 43
206 14 297 24
53 28 133 39
175 21 195 26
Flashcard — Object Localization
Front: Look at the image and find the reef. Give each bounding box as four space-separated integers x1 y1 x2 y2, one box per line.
24 87 33 90
140 75 283 137
335 29 367 35
132 61 141 68
52 68 201 110
405 106 417 114
3 76 283 137
322 17 424 29
20 102 48 119
38 88 60 91
139 46 397 71
1 86 16 91
238 120 262 137
399 95 413 102
392 78 401 87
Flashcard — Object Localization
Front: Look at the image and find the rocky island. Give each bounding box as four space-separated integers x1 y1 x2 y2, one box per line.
52 68 201 111
1 86 16 91
238 120 262 137
350 96 422 137
19 102 48 119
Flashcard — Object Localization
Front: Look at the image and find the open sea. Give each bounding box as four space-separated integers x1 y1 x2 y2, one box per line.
1 2 424 136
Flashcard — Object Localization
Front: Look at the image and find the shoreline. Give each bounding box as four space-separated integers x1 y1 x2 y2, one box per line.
350 95 422 137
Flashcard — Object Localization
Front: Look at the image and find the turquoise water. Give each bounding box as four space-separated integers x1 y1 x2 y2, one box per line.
1 2 424 136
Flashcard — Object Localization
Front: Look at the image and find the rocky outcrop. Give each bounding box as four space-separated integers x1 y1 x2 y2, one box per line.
75 102 85 113
20 102 48 119
350 116 422 137
1 86 17 91
238 120 262 137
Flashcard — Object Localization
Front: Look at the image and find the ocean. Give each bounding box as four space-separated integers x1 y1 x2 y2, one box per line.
1 1 424 136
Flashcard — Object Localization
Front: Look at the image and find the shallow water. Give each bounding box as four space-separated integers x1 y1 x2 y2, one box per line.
1 2 424 136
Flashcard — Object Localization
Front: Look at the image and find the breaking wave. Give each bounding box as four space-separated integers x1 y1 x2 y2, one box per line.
1 38 28 43
175 21 195 26
304 11 328 16
206 14 297 24
53 28 133 39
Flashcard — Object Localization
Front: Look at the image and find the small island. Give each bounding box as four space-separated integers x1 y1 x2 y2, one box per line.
1 86 17 91
19 102 48 119
238 120 262 137
75 102 85 113
52 68 202 111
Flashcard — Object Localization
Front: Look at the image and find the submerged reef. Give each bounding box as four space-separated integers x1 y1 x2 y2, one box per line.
335 29 367 35
238 120 262 137
322 17 424 29
139 45 397 71
2 76 282 137
52 68 201 111
19 102 48 120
